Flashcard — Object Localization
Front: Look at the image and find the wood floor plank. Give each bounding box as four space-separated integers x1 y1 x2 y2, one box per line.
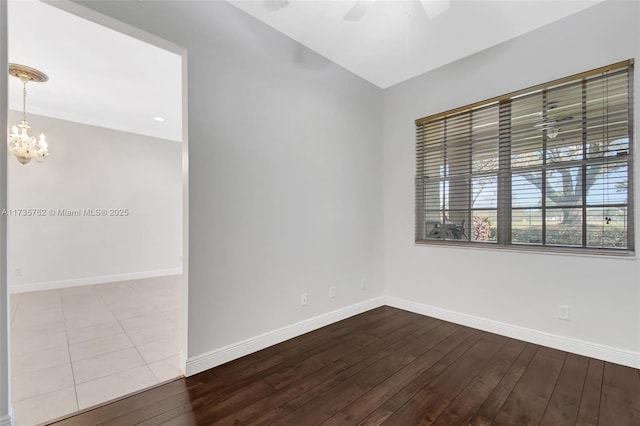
575 359 604 426
275 321 458 426
265 334 375 389
149 410 198 426
285 322 460 425
270 355 406 425
325 321 460 424
321 411 353 426
431 338 527 425
365 309 429 338
540 353 590 426
213 319 428 425
217 308 388 363
187 309 423 424
467 343 539 426
492 346 566 425
213 359 352 426
134 402 196 426
51 378 200 426
104 387 203 426
249 321 459 426
599 362 640 425
207 307 396 379
208 329 329 378
188 317 385 401
47 308 640 426
381 335 506 425
358 327 483 424
239 318 444 426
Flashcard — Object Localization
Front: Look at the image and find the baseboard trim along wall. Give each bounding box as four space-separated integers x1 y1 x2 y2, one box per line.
0 414 12 426
185 296 386 376
386 296 640 369
9 268 183 294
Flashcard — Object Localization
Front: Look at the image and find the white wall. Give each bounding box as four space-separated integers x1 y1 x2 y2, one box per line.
7 112 182 292
72 0 385 362
384 0 640 364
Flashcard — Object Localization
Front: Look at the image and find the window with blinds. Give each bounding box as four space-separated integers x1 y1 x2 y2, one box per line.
415 60 634 253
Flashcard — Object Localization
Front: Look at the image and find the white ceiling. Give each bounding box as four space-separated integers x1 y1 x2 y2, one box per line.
227 0 605 89
6 0 603 140
7 0 182 142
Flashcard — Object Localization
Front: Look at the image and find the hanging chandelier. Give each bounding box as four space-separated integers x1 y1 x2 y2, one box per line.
7 63 50 165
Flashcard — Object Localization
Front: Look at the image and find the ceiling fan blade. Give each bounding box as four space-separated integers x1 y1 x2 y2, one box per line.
263 0 290 12
344 0 375 22
420 0 450 19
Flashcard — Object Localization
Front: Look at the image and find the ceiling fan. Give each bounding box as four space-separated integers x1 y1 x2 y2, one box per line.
344 0 450 21
533 103 574 139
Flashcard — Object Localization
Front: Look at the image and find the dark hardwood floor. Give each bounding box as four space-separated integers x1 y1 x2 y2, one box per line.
49 306 640 426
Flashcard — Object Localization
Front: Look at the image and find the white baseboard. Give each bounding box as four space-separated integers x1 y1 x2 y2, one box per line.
185 296 386 376
0 414 12 426
9 268 183 294
386 296 640 369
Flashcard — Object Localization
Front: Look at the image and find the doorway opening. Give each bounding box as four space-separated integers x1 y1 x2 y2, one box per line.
6 1 188 425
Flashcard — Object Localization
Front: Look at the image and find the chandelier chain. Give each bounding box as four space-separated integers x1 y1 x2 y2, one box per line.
22 81 27 122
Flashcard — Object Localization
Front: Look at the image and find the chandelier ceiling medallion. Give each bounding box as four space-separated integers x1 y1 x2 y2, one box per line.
7 63 50 165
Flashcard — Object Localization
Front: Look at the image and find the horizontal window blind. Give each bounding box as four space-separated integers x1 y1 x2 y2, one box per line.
416 60 634 253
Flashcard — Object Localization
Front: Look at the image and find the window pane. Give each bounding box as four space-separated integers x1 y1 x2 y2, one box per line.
546 208 583 246
448 177 469 217
586 207 627 248
424 180 446 210
429 211 468 241
446 114 471 177
546 137 582 163
472 106 499 173
420 122 444 151
511 93 543 168
423 150 444 179
512 209 542 244
587 135 630 158
472 176 497 209
546 82 583 161
424 211 444 240
586 162 628 205
472 154 498 173
546 167 582 208
512 172 542 207
472 210 497 242
586 72 630 158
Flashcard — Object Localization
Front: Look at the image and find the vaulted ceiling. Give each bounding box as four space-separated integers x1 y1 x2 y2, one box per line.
7 1 604 141
227 0 605 88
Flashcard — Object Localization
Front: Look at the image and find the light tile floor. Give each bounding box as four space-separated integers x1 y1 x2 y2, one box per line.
9 275 183 426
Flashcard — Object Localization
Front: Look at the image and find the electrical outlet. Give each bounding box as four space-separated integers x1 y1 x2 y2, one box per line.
361 279 367 291
557 304 570 320
329 286 336 298
300 293 308 306
15 268 22 277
